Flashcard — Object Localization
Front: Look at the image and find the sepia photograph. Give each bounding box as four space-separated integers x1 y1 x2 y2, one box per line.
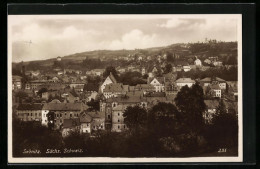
8 14 242 163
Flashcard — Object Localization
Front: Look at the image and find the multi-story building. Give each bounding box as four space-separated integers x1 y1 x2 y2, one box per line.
103 83 129 98
148 77 165 92
200 77 226 90
41 102 87 130
12 75 23 90
175 78 195 88
16 104 44 122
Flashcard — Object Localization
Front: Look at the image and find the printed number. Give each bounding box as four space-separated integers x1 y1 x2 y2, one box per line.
218 148 227 153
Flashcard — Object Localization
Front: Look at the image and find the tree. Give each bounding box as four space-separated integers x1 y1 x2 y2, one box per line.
174 82 206 134
148 102 180 137
207 99 238 148
123 106 147 134
37 88 48 96
166 52 175 62
163 63 173 74
103 66 119 80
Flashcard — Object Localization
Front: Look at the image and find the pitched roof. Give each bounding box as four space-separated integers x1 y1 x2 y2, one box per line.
87 111 105 119
107 72 117 83
200 77 226 83
210 84 221 90
103 83 128 93
12 75 22 81
79 113 92 123
148 77 165 84
42 103 82 111
135 84 155 90
17 104 44 110
63 118 80 128
176 78 195 83
84 83 99 92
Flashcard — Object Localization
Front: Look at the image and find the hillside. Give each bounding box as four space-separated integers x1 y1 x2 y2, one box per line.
12 41 237 71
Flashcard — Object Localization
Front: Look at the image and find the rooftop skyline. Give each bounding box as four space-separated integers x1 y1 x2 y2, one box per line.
9 15 239 62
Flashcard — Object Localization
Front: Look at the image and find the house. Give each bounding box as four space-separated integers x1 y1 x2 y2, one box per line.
175 78 195 88
209 56 218 62
101 95 148 130
31 70 40 77
141 67 146 76
29 80 47 90
203 100 219 123
103 83 129 98
203 100 238 123
208 84 222 98
12 75 23 90
88 111 105 131
92 69 105 76
111 105 128 132
100 72 117 93
69 79 85 89
226 81 238 100
194 58 202 66
57 71 63 75
148 77 165 92
42 102 87 129
16 104 44 122
134 84 155 94
74 85 84 93
57 56 62 61
183 65 191 72
200 77 226 90
61 91 80 103
213 61 223 67
62 118 81 137
204 59 211 64
79 112 92 134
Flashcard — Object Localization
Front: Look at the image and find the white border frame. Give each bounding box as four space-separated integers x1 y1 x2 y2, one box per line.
8 14 243 163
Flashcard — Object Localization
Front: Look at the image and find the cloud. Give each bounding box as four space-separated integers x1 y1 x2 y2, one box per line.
9 15 239 62
159 18 206 30
108 29 161 50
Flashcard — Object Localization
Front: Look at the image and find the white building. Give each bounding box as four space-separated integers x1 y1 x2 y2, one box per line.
194 58 202 66
176 78 195 88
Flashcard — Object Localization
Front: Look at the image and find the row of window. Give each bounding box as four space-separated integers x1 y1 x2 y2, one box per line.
18 113 41 117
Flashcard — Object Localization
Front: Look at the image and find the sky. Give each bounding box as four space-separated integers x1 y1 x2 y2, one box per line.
8 15 239 62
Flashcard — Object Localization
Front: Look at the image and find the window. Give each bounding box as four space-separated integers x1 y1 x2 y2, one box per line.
118 113 120 116
118 125 120 129
60 114 62 117
31 113 32 116
118 119 120 122
60 120 62 123
108 115 111 119
124 125 126 129
70 114 72 118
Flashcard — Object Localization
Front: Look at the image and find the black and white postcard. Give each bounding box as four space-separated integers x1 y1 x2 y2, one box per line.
8 14 242 163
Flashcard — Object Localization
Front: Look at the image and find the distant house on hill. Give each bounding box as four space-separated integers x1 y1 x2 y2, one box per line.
194 58 202 66
57 56 62 62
